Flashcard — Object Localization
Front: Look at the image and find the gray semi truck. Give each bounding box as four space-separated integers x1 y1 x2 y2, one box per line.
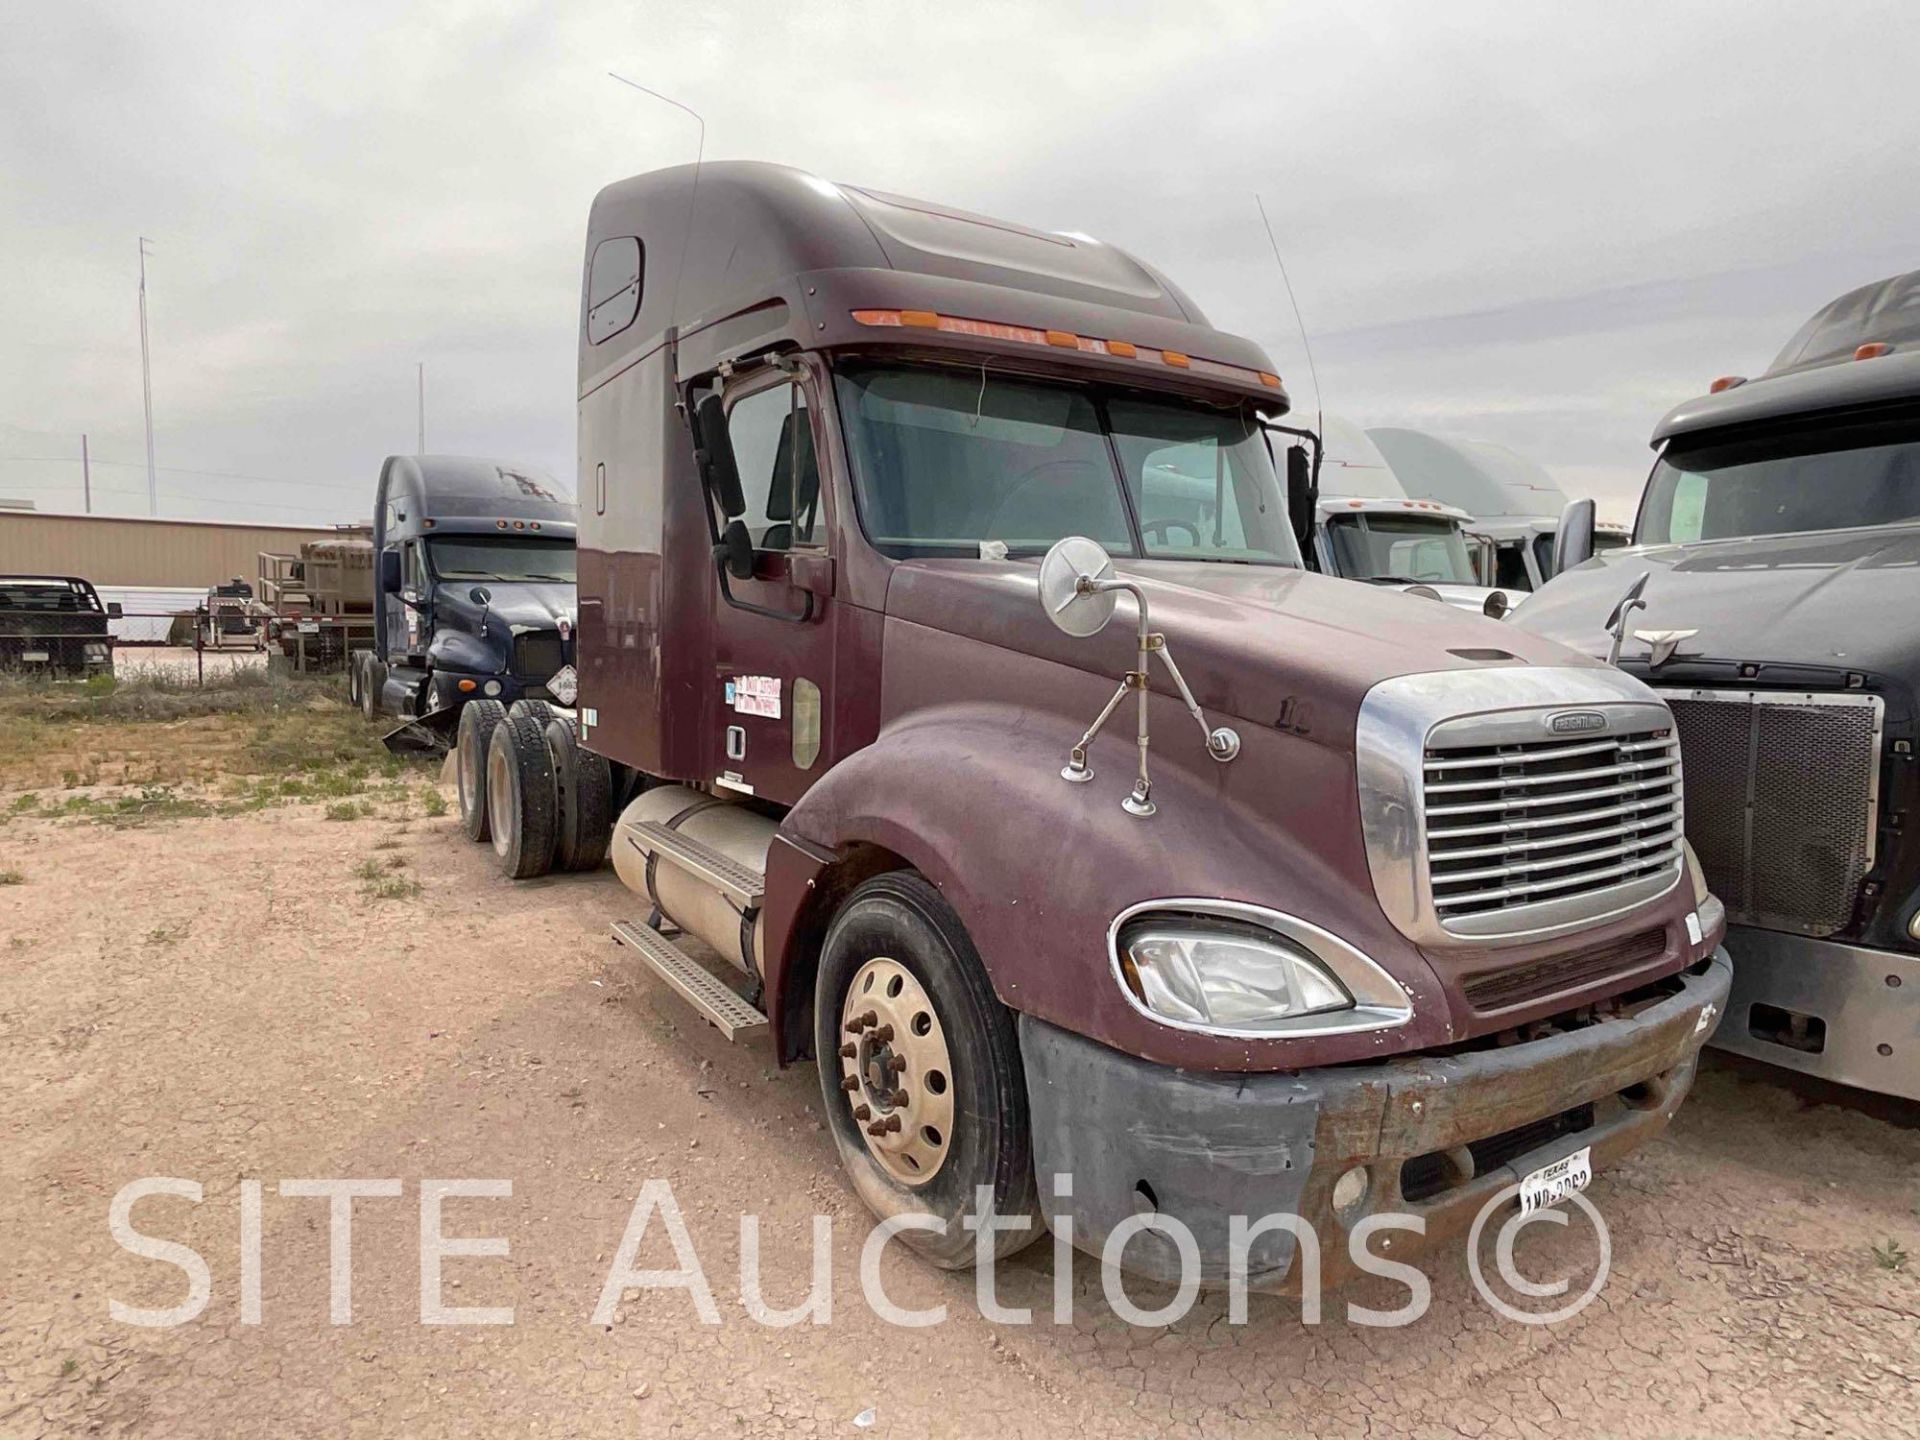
1523 268 1920 1101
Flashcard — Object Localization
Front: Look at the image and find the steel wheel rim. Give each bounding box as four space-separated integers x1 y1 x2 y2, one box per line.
838 956 954 1186
486 742 512 858
460 732 482 815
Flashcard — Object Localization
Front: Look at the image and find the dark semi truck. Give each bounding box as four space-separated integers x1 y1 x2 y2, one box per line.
1525 269 1920 1102
464 161 1730 1290
351 456 579 750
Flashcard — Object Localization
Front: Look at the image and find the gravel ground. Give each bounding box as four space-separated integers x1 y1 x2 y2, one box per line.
1 790 1917 1438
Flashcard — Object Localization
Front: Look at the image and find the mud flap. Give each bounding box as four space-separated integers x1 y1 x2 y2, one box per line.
381 706 459 756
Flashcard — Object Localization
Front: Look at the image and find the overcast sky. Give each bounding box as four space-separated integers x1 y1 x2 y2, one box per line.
3 1 1915 527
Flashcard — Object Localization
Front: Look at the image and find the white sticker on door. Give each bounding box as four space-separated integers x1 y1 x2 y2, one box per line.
733 675 782 719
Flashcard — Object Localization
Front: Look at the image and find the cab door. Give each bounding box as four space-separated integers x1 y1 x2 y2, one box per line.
704 370 837 806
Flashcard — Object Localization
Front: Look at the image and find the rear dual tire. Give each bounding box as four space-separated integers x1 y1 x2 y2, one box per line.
487 708 558 879
545 715 612 873
456 699 507 842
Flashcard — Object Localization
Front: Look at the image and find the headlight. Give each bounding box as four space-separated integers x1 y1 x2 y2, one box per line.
1117 920 1352 1031
483 680 503 697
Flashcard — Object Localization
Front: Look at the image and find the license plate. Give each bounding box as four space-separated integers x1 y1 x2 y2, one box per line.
22 650 48 663
297 621 320 634
1519 1145 1592 1215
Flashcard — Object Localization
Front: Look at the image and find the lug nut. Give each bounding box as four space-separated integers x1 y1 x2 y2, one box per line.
871 1024 894 1043
886 1054 907 1075
890 1088 909 1108
840 1075 860 1093
839 1042 857 1058
880 1114 902 1134
853 1104 871 1121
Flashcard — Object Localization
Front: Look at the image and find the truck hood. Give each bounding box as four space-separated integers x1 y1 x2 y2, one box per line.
1512 523 1920 678
885 559 1598 743
431 579 575 634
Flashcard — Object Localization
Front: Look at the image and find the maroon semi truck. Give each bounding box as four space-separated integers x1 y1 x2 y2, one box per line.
461 161 1732 1290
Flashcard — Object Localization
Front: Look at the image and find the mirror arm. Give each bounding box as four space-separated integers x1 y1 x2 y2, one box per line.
1058 574 1238 817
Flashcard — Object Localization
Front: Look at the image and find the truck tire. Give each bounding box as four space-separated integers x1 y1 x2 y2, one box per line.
815 871 1042 1268
455 698 507 842
347 654 362 709
487 709 557 879
544 715 613 873
510 697 555 730
361 659 385 722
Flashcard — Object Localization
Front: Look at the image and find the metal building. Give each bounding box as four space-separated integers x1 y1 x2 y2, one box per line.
0 511 365 588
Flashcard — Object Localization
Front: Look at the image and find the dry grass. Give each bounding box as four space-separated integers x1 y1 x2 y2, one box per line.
0 668 437 826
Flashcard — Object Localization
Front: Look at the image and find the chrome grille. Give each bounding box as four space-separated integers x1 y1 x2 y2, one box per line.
1423 727 1684 927
1661 690 1881 937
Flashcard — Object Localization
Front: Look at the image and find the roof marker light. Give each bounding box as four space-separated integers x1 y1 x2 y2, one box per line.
1856 342 1892 360
1709 375 1747 394
848 309 1277 390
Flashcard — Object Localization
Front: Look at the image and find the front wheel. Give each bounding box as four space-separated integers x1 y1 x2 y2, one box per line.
814 871 1042 1268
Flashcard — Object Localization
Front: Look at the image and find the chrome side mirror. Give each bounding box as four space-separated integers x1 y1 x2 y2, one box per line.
1037 537 1239 819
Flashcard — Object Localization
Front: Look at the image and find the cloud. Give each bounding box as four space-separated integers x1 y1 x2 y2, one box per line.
2 0 1914 530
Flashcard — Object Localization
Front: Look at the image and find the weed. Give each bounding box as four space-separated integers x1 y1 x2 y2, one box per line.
351 858 385 882
383 853 409 870
145 923 191 946
1872 1238 1909 1272
60 1358 78 1379
0 869 24 886
371 836 401 851
324 801 361 822
420 788 448 818
363 872 422 901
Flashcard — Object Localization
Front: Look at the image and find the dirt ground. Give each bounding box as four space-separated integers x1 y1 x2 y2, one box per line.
2 692 1918 1438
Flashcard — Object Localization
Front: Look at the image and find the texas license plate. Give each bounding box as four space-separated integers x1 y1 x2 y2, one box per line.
1519 1146 1592 1214
22 650 49 663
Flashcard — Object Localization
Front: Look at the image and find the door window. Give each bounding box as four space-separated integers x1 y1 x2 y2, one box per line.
727 382 821 550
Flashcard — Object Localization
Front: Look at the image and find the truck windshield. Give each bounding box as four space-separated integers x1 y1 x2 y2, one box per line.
427 537 576 584
1640 407 1920 544
833 363 1300 565
1324 514 1478 584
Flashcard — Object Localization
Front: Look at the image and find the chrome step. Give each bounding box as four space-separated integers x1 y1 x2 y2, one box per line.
610 919 769 1042
628 820 765 909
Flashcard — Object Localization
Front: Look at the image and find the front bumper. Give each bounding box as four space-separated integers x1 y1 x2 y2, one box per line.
1021 948 1731 1292
1710 924 1920 1101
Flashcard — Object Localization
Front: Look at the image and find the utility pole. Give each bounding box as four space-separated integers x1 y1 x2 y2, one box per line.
81 434 92 514
138 237 157 514
417 362 426 454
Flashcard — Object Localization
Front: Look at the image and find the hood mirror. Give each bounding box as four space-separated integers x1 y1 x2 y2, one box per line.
1604 571 1651 665
1038 535 1119 637
469 585 492 606
1037 536 1240 819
